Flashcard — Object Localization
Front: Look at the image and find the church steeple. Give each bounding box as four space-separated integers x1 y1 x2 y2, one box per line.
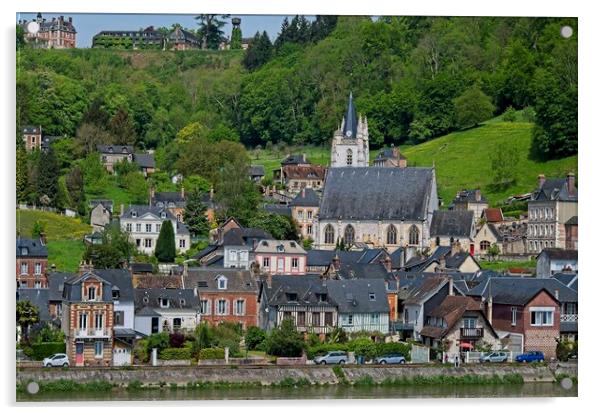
342 91 357 139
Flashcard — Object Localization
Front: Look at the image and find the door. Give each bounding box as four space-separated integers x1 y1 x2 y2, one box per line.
75 342 84 366
151 317 159 334
470 244 475 256
113 345 131 366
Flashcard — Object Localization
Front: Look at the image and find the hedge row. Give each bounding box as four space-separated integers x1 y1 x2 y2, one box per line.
28 342 66 361
306 341 411 361
159 347 192 361
199 347 225 360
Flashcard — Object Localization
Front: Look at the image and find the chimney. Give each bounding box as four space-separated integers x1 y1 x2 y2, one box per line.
382 256 392 273
554 289 559 300
79 260 93 276
538 174 546 189
51 264 56 271
149 187 155 205
180 186 185 199
332 254 341 271
400 247 407 268
567 172 576 196
301 188 305 198
267 273 272 289
448 277 454 296
39 232 47 246
438 255 446 271
120 204 125 216
451 241 461 256
475 189 481 202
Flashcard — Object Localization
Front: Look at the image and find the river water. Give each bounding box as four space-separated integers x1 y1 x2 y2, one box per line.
18 383 576 402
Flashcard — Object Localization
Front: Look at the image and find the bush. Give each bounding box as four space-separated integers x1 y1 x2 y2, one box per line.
502 106 517 122
30 342 66 360
306 343 348 359
159 347 192 361
169 332 186 348
146 332 169 354
375 342 411 361
244 326 266 351
348 338 378 360
199 347 225 360
264 318 305 357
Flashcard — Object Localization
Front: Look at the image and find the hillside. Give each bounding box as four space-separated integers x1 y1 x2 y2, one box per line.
254 119 577 205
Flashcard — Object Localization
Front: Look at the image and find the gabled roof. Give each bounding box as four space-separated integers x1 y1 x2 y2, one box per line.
61 269 134 302
153 192 185 204
282 165 326 180
332 262 390 280
130 263 154 273
193 244 220 260
90 199 114 211
420 296 493 339
537 248 578 261
467 277 575 305
16 238 48 258
47 272 72 301
326 279 389 313
134 288 201 312
249 165 265 176
263 204 292 217
222 227 273 247
482 208 504 223
404 276 451 305
374 146 406 162
532 177 577 202
430 210 474 238
120 205 176 221
479 223 503 242
565 216 578 226
319 167 434 221
22 125 41 134
184 268 258 293
96 144 134 155
552 273 578 291
290 188 320 207
134 153 155 168
262 275 332 307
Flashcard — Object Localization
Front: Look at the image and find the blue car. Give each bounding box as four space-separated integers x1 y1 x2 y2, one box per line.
515 351 545 363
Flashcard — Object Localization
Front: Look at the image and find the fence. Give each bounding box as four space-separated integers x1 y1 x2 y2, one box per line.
463 351 517 363
410 344 430 363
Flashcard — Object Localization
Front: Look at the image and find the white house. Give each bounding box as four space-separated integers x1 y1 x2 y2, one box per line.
134 288 201 336
536 248 578 278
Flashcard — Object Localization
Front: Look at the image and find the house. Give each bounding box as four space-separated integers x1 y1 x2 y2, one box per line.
468 277 566 358
274 164 327 195
429 210 475 253
184 268 259 329
133 153 155 177
253 240 307 275
565 216 578 250
473 223 502 258
315 166 438 251
89 200 113 232
198 225 273 269
306 248 389 274
16 237 48 288
134 288 201 335
97 145 134 173
451 189 489 226
249 165 265 183
473 221 528 257
326 279 390 334
130 263 154 286
527 173 578 253
420 296 500 357
258 275 338 335
17 288 52 323
263 204 292 218
120 205 190 255
373 145 407 168
21 125 42 152
150 188 186 222
19 14 77 49
536 248 578 278
330 92 369 168
290 188 320 240
168 26 201 50
403 245 481 274
93 26 164 49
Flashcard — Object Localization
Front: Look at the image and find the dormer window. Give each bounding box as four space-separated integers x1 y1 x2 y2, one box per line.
179 298 186 306
369 293 376 301
88 287 96 301
20 247 28 256
112 289 120 300
160 212 166 219
157 202 164 207
277 244 285 253
217 276 227 290
132 211 137 218
160 298 169 308
286 293 298 302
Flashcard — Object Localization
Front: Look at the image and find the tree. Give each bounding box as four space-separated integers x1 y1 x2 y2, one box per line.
109 107 136 146
264 318 305 357
486 243 501 261
490 144 519 190
230 25 242 50
83 225 136 268
195 14 230 50
36 148 60 207
32 220 46 239
242 31 273 70
244 326 266 351
453 85 495 129
65 166 85 213
247 211 297 240
17 25 26 50
16 146 29 203
16 300 39 340
214 160 260 226
155 220 176 262
183 189 210 239
75 123 115 156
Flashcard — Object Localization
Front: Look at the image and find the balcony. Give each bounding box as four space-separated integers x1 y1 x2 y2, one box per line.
460 328 483 338
561 314 578 322
72 328 112 339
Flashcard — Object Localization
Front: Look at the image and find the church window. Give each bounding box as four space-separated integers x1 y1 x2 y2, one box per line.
344 225 355 245
408 225 419 245
324 225 335 245
346 149 353 166
386 225 397 245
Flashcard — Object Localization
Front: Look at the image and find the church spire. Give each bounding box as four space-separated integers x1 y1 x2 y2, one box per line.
342 91 357 139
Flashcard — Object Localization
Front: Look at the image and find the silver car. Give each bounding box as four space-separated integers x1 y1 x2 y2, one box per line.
375 353 406 365
313 351 349 365
479 351 508 363
43 353 69 367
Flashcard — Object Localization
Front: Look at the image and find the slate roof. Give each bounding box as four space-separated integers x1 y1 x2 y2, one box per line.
254 240 306 254
480 223 503 242
62 271 114 302
537 248 578 261
453 189 487 204
134 288 201 312
430 210 474 238
153 192 185 204
374 146 406 162
17 289 51 322
552 273 578 291
134 275 183 289
94 269 134 302
467 277 576 305
22 125 41 134
326 279 389 313
193 244 220 260
249 165 265 177
96 144 134 154
184 268 258 293
131 263 154 273
263 275 331 307
332 263 390 280
16 238 48 258
290 188 320 207
222 228 273 247
47 272 73 301
90 199 114 211
403 276 450 305
482 208 504 223
120 205 179 223
319 167 434 220
41 136 60 151
281 154 309 165
532 177 577 202
263 204 292 217
565 216 578 226
60 269 134 302
342 92 358 138
134 153 155 168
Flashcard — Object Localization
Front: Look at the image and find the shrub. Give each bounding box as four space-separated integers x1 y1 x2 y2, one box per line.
169 332 186 348
307 343 348 359
159 347 192 361
199 347 225 360
244 326 266 351
264 318 305 357
30 342 66 360
502 106 518 122
348 338 378 360
146 332 169 354
375 342 411 361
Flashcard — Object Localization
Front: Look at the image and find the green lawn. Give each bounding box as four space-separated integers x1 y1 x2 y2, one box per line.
47 239 86 272
479 260 536 273
16 209 91 241
85 176 138 216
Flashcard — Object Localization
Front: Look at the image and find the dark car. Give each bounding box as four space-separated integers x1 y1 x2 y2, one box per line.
515 351 545 363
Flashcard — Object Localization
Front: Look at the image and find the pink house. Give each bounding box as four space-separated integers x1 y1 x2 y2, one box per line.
253 240 307 275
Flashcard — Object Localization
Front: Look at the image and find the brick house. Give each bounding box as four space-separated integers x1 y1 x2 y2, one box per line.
373 145 407 168
290 188 320 240
97 145 134 173
16 237 48 288
19 13 77 49
253 240 307 275
565 216 578 250
21 125 42 152
184 268 259 329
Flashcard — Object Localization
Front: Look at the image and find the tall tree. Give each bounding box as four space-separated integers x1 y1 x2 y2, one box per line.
183 189 210 238
453 85 495 129
155 220 177 262
16 300 39 340
83 224 136 268
36 148 60 207
16 146 29 203
242 31 273 70
195 14 230 50
214 160 260 226
65 166 86 214
109 107 136 146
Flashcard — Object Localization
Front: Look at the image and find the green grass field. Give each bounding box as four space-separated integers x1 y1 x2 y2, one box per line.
253 120 577 205
47 240 86 272
479 260 537 273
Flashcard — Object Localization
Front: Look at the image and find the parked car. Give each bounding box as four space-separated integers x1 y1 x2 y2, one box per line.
313 351 349 365
515 351 545 363
375 353 406 365
479 351 508 363
43 353 69 367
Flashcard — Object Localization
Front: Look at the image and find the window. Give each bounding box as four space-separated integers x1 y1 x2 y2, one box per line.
114 311 124 326
346 149 353 166
283 311 292 321
263 257 270 268
307 225 313 235
324 312 333 326
155 224 161 232
20 247 28 256
200 300 210 315
297 311 306 326
277 258 285 271
408 225 419 245
126 223 132 232
94 341 103 358
286 293 298 302
217 299 227 315
235 300 245 315
144 239 152 248
95 313 104 329
292 257 299 269
462 318 477 328
324 224 335 244
87 287 96 301
346 314 353 325
218 277 227 290
173 318 182 330
79 312 88 329
530 309 554 326
480 241 491 251
112 289 120 300
146 224 152 233
135 223 141 232
511 307 517 326
136 239 141 247
386 225 397 245
34 281 41 288
312 312 321 326
369 292 376 301
307 210 313 219
344 225 355 245
371 313 379 325
20 263 28 275
240 251 248 262
160 298 169 308
297 210 304 220
179 239 186 248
